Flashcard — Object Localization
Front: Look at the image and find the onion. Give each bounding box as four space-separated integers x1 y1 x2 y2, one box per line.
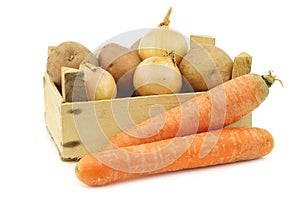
80 62 117 101
138 7 188 64
133 52 182 96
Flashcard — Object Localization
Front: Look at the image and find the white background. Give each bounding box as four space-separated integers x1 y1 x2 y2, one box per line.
1 0 299 199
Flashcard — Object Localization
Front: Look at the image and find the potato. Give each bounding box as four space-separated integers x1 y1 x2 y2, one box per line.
83 52 99 66
47 41 91 85
129 38 141 51
179 44 233 91
98 43 141 97
180 76 195 93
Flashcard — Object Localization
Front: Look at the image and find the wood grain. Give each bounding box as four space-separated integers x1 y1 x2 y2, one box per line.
232 52 252 78
190 35 215 48
227 52 253 128
61 67 88 102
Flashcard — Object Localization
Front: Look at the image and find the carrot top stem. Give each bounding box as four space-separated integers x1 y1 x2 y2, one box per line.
261 70 283 88
158 7 172 27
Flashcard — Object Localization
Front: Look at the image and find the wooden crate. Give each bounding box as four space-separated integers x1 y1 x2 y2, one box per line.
44 36 252 161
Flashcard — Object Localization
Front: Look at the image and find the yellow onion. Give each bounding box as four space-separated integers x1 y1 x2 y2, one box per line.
138 7 188 64
133 52 182 96
80 62 117 101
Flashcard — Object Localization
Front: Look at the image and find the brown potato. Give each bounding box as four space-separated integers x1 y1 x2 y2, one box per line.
83 52 99 66
179 44 233 91
98 43 141 97
47 41 91 85
129 38 141 51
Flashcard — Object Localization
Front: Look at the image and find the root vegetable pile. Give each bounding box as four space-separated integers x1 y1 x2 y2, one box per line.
46 7 239 99
45 7 281 187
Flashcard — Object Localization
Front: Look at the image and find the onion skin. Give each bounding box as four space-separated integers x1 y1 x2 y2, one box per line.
138 7 188 64
138 28 188 64
80 63 117 101
133 56 182 96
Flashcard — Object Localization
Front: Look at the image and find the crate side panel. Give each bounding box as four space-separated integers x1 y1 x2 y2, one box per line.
226 113 252 128
59 91 252 160
43 73 64 155
60 92 201 158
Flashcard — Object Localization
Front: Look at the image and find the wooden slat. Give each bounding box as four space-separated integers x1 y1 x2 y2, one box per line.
47 46 56 56
231 52 252 78
43 72 64 158
61 67 88 102
60 92 201 158
190 35 215 48
227 52 253 128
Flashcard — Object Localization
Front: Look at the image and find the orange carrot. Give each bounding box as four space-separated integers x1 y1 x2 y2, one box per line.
76 127 274 186
106 73 277 149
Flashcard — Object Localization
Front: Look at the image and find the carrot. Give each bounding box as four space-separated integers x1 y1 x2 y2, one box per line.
75 127 274 186
106 72 277 149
